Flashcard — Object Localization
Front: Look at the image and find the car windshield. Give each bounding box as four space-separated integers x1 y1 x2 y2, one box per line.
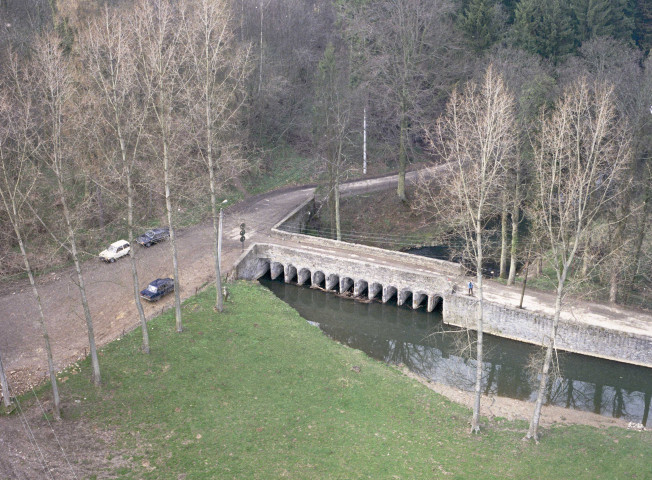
146 285 158 293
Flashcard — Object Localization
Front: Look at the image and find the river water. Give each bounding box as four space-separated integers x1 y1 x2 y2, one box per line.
261 278 652 425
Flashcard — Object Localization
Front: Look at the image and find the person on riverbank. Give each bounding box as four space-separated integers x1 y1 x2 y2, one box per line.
468 281 473 296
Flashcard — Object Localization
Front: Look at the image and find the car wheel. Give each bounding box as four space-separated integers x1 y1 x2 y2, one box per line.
146 242 152 247
110 258 115 263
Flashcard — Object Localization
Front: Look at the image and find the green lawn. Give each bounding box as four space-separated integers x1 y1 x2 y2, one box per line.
54 282 651 479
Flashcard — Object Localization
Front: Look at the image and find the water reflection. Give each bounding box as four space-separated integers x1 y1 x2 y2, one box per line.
262 278 652 425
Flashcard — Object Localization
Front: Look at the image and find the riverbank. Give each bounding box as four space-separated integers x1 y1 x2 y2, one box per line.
2 282 649 479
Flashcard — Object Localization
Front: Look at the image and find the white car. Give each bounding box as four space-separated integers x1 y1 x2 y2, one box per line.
99 240 130 263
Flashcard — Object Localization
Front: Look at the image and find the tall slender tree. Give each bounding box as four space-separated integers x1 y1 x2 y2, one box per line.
32 31 102 385
182 0 251 312
0 65 61 416
82 5 152 351
525 78 630 441
417 65 516 433
132 0 186 332
314 43 351 241
353 0 459 201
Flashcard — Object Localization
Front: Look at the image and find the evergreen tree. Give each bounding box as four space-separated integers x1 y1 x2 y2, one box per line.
634 0 652 52
513 0 576 61
459 0 500 51
501 0 519 23
570 0 634 43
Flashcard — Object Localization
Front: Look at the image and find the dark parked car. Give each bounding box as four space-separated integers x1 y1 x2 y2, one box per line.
140 278 175 302
136 227 170 247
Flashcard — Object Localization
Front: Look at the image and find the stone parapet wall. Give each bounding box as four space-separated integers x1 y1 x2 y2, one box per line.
444 294 652 368
271 196 463 278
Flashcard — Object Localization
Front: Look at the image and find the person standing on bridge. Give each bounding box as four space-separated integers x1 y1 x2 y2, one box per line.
468 280 473 296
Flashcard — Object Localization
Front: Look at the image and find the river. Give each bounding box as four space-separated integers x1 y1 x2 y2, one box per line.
261 277 652 425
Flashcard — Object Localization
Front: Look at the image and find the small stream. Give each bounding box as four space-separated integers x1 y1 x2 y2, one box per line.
261 277 652 425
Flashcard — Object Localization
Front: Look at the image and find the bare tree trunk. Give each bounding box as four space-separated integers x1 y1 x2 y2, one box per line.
499 194 508 279
471 223 484 434
0 349 11 408
525 283 563 442
507 174 520 285
258 0 263 94
163 137 183 332
363 106 367 175
581 237 591 277
96 184 105 235
397 109 407 202
335 174 341 241
632 174 651 276
208 119 224 312
15 227 61 417
56 177 101 385
127 168 149 353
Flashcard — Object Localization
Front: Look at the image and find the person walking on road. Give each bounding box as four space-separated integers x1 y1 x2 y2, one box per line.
468 281 473 296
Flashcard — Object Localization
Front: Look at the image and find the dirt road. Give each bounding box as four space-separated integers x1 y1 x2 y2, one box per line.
0 170 412 394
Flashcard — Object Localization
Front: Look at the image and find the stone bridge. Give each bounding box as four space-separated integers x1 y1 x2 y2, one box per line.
234 243 455 312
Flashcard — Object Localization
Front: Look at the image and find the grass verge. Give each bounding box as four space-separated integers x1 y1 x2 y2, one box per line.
53 282 651 479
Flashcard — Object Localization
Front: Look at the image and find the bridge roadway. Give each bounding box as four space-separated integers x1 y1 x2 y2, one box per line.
1 169 651 393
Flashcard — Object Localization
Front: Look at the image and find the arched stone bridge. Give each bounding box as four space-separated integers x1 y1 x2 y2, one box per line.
234 243 455 313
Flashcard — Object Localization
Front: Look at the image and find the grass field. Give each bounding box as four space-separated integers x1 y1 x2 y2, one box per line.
53 282 651 479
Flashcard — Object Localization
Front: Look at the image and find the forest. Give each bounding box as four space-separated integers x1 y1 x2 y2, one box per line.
0 0 650 314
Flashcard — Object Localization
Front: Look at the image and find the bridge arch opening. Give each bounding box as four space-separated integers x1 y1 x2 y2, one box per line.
284 264 297 283
413 292 428 310
354 280 368 298
428 295 443 313
312 271 325 289
326 274 339 292
368 283 382 301
270 261 284 280
398 289 413 307
340 277 354 294
382 286 397 304
298 268 311 286
254 260 270 280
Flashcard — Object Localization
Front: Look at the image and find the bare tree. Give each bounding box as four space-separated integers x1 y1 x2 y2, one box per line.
82 5 151 351
31 31 102 385
132 0 187 332
524 78 630 442
313 43 352 241
351 0 459 201
0 62 62 416
417 65 516 433
182 0 251 312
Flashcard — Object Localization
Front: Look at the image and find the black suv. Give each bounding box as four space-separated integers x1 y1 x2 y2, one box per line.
136 227 170 247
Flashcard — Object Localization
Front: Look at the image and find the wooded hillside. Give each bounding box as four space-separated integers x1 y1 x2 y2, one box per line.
0 0 650 309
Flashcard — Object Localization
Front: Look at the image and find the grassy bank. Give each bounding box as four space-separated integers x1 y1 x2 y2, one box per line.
53 282 650 479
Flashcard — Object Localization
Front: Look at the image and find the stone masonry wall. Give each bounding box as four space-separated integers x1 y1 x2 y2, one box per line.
272 197 463 278
444 294 652 367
